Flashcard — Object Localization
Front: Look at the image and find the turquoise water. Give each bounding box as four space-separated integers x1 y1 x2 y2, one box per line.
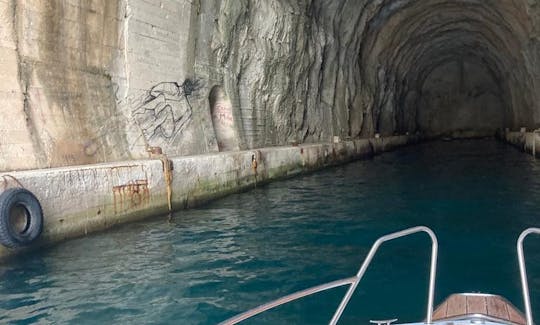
1 139 540 324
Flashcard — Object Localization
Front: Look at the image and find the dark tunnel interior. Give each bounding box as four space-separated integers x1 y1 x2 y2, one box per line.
353 0 537 138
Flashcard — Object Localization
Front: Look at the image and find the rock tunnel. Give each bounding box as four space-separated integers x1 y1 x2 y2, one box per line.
355 0 537 138
202 0 540 150
1 0 540 170
260 0 539 141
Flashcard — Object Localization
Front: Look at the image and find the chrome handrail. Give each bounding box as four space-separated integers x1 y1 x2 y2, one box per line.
331 226 438 324
517 227 540 325
218 277 357 324
220 226 438 325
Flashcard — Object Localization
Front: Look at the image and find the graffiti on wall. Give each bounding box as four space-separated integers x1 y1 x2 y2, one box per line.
132 79 203 145
209 85 239 151
213 101 234 125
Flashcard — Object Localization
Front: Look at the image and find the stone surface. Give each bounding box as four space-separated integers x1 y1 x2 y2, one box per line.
1 1 539 170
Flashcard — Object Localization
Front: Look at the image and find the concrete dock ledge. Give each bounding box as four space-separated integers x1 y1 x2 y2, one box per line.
0 135 418 260
500 129 540 158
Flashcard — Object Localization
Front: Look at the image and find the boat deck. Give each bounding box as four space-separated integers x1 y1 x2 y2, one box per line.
432 294 527 325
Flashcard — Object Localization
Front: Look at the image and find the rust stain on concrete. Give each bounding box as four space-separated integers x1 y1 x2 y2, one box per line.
112 180 150 214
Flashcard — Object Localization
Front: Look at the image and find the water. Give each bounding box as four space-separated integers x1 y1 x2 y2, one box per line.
1 139 540 324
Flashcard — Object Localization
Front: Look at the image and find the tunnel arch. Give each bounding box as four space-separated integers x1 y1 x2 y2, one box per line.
355 0 536 137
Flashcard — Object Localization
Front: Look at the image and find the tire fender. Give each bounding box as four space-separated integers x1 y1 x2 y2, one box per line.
0 188 44 248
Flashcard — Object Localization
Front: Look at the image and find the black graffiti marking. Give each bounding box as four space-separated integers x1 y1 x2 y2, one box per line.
132 79 203 143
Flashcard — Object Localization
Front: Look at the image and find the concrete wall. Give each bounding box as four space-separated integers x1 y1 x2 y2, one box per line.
0 0 218 172
0 135 417 260
0 0 132 170
116 0 219 158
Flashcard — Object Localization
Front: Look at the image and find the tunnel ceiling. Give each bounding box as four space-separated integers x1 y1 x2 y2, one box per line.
352 0 536 136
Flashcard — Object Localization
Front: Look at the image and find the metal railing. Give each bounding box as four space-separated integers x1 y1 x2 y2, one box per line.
219 226 438 325
517 227 540 325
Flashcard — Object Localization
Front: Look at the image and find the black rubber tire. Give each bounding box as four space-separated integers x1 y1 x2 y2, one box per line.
0 188 43 248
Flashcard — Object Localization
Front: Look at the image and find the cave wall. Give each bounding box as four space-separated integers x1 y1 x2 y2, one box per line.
162 0 540 142
1 0 540 171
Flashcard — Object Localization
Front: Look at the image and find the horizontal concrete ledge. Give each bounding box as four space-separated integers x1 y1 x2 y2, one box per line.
0 135 419 260
500 130 540 157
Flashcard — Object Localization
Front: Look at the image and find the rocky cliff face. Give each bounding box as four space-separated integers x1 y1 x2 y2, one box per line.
1 0 539 171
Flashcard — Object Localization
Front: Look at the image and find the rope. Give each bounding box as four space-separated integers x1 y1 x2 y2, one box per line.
160 156 173 214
